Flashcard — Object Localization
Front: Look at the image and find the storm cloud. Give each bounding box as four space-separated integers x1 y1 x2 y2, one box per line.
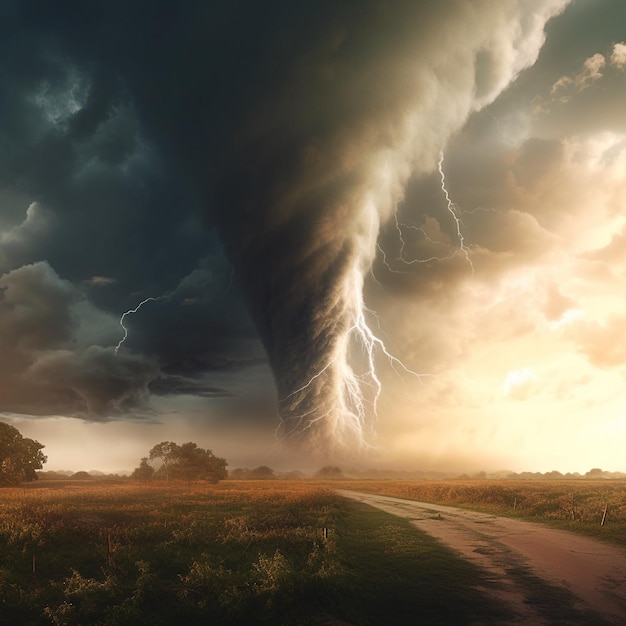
0 1 572 454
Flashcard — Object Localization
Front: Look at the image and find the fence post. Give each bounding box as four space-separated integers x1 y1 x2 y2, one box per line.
601 504 608 527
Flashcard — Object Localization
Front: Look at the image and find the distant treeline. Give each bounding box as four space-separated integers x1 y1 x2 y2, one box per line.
36 466 626 482
339 467 626 481
344 468 626 480
37 470 128 481
487 468 626 481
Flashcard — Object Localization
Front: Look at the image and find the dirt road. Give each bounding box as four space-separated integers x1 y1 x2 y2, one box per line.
338 490 626 625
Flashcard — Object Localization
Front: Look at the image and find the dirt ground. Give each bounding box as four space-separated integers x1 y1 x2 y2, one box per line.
339 490 626 625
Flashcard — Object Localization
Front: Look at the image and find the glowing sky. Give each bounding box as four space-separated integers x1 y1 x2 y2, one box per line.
2 0 626 473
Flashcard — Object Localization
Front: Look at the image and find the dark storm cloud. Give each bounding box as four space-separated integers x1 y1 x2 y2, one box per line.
0 260 248 419
0 1 263 421
25 347 159 419
0 261 78 350
148 375 230 399
0 261 152 417
0 1 569 448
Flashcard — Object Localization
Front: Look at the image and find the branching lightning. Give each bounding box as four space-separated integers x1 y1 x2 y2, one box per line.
375 151 474 277
279 258 430 450
438 150 474 272
395 215 455 264
279 153 475 450
375 216 460 278
279 150 475 451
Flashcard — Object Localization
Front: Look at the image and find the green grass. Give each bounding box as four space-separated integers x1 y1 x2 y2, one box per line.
332 500 508 625
0 481 507 625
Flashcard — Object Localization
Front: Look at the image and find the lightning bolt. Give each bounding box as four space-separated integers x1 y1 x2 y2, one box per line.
114 294 171 355
282 151 472 449
375 151 474 276
375 216 460 277
397 216 460 266
278 258 431 449
113 264 222 355
438 150 474 272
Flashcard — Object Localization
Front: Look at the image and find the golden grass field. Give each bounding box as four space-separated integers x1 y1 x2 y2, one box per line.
2 478 625 624
330 478 626 545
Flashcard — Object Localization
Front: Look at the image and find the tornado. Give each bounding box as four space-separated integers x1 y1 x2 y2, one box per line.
18 0 569 452
184 0 570 451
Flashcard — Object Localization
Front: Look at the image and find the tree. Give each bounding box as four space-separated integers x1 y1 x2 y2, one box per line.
132 457 155 481
149 441 179 481
70 471 93 481
229 466 275 479
585 468 605 479
314 465 344 479
0 422 47 486
147 441 227 483
173 442 228 483
248 465 275 479
229 467 248 479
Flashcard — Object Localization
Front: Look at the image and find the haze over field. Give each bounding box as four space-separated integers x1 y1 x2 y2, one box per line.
2 1 626 474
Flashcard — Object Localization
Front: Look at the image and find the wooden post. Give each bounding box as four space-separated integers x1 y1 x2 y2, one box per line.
601 504 608 527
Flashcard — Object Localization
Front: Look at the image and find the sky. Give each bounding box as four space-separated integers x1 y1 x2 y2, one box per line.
1 0 626 474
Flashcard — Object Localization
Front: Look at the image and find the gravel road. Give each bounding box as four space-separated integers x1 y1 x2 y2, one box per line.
338 490 626 625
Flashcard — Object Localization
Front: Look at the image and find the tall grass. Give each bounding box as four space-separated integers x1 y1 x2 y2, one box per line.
334 479 626 545
0 482 343 624
0 480 504 625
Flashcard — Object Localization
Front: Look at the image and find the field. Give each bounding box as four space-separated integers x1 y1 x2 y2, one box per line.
333 479 626 546
0 480 505 626
3 478 625 625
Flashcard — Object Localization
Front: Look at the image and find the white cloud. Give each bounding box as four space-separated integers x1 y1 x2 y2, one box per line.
551 52 605 96
549 308 585 330
503 368 538 398
610 42 626 69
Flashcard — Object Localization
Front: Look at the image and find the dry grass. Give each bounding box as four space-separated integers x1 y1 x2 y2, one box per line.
0 479 504 625
0 481 343 625
10 477 615 624
332 479 626 545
